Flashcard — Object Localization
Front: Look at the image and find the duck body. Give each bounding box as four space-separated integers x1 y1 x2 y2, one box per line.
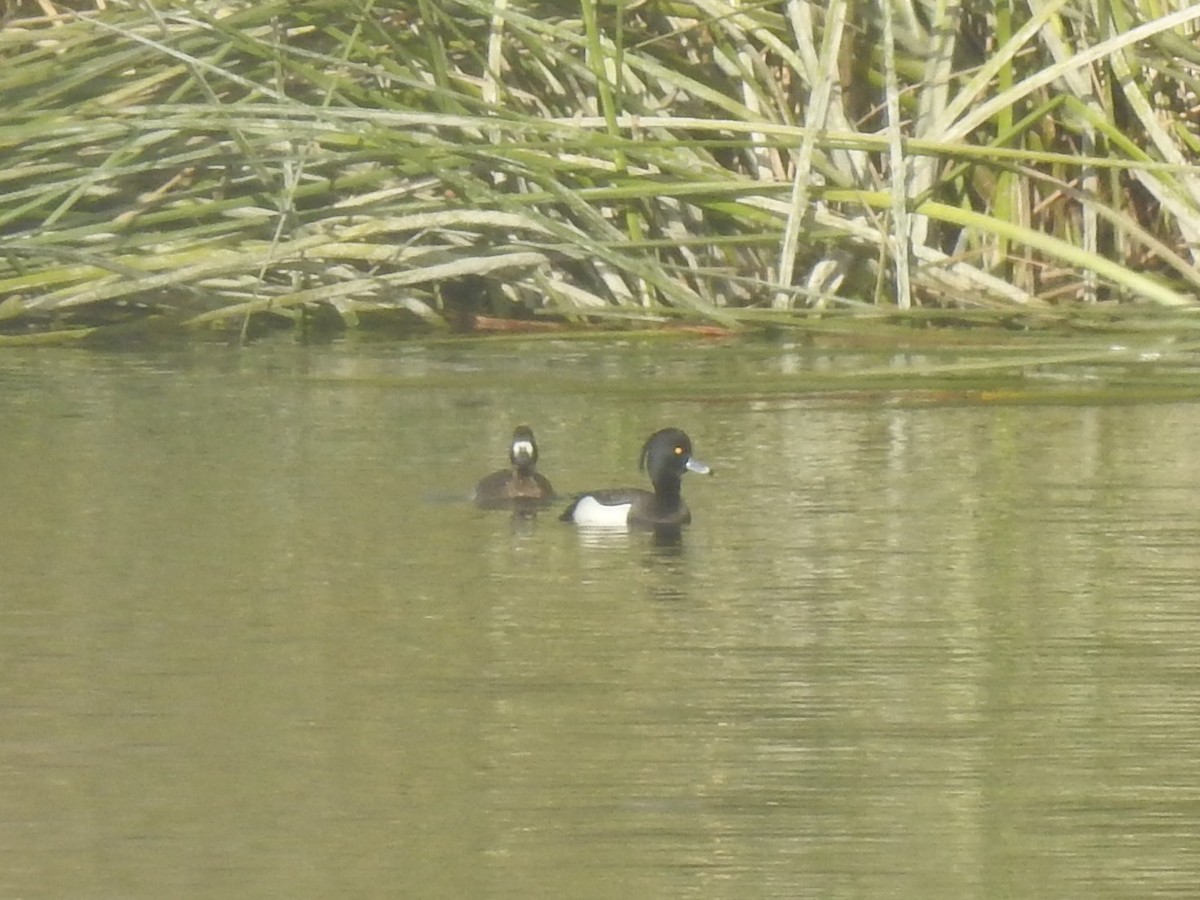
564 488 692 527
560 428 710 528
474 426 556 509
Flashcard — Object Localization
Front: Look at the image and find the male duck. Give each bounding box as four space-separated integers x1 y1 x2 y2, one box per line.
560 427 711 527
474 425 556 509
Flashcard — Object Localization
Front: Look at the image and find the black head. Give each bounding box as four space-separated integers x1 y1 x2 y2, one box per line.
509 425 539 474
638 428 711 490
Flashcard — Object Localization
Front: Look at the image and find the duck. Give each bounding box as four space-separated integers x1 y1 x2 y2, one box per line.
559 427 711 527
473 425 556 509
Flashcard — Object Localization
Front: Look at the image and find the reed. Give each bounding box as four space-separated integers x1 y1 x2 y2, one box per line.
1 0 1198 343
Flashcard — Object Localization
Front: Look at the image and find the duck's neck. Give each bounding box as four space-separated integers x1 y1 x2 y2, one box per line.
653 476 682 507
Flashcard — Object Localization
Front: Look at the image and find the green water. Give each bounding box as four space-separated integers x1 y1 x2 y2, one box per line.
2 339 1199 898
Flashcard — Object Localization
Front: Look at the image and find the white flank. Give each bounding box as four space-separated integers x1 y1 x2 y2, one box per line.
570 496 632 527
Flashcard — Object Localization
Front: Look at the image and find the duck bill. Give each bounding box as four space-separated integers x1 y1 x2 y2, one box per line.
685 457 712 476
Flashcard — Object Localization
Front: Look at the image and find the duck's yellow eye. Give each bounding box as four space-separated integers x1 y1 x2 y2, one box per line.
674 445 684 455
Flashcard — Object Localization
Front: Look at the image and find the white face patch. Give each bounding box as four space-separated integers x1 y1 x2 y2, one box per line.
511 439 535 463
570 495 633 527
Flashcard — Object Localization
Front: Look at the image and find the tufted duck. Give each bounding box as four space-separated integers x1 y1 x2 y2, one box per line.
474 425 556 509
559 427 711 527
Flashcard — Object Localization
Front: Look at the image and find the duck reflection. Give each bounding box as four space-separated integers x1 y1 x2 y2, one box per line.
650 524 684 550
506 504 542 536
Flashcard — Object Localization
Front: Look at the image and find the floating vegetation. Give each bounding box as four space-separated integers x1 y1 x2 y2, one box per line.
2 0 1199 344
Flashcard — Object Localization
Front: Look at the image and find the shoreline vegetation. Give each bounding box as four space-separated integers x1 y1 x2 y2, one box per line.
2 0 1199 346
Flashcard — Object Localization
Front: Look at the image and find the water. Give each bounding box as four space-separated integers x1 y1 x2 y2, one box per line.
2 339 1199 898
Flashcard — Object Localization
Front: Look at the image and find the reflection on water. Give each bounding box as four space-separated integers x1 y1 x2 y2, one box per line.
570 523 684 551
1 342 1200 898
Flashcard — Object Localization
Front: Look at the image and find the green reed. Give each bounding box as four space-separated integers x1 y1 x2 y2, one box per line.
1 0 1198 344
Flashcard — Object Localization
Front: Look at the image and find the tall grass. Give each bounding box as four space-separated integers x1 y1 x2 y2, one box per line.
1 0 1199 343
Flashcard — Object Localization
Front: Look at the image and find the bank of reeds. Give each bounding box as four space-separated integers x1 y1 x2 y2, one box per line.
2 0 1199 343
